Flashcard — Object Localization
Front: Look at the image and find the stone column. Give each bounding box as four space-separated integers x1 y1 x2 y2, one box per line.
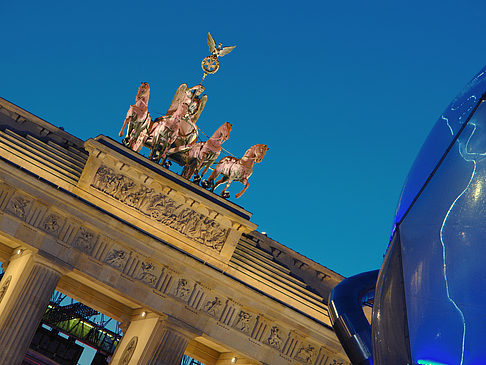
0 250 62 365
110 313 201 365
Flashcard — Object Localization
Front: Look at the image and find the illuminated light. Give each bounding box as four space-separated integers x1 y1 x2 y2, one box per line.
473 181 482 200
417 360 449 365
141 311 147 318
231 357 237 363
16 249 22 255
438 122 485 365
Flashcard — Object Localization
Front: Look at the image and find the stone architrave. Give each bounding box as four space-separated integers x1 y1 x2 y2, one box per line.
0 250 62 365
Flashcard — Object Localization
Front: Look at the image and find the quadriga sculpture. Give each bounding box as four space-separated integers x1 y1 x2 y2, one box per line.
134 84 207 163
119 82 151 149
205 144 269 198
181 121 232 180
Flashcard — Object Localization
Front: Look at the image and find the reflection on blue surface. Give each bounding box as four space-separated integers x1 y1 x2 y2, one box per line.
400 101 486 365
417 361 449 365
394 68 486 225
372 66 486 365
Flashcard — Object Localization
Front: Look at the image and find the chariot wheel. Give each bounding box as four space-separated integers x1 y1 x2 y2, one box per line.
201 56 219 74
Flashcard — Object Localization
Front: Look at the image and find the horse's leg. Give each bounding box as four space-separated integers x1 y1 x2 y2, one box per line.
220 178 234 197
213 176 228 193
235 178 249 198
182 159 196 179
207 167 220 190
199 163 212 179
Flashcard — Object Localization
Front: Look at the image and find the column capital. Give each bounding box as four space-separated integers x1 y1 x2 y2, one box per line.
10 248 69 276
160 315 202 341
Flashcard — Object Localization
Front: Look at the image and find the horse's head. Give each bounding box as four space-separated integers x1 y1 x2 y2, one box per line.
137 82 150 101
245 144 269 163
222 121 232 139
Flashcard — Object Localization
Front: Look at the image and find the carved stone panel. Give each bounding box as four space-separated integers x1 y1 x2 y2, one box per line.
104 247 129 271
295 343 317 364
266 325 284 351
202 295 224 318
7 195 32 220
73 227 97 254
170 277 194 303
120 336 138 365
233 310 256 335
41 213 64 237
135 261 162 288
90 166 229 252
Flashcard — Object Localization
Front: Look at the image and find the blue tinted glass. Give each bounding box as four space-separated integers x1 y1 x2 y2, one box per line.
399 100 486 365
395 67 486 226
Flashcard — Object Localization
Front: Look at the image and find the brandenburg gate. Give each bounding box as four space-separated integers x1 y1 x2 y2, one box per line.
0 97 349 364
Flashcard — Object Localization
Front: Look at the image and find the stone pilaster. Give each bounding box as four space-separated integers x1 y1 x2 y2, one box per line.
110 314 201 365
0 250 62 365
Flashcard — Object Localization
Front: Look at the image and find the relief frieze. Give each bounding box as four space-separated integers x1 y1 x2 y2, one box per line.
42 214 62 236
136 261 160 288
173 278 192 301
295 344 316 364
91 165 228 252
267 325 283 350
7 195 31 219
104 248 129 270
74 227 97 254
203 296 223 318
234 310 253 334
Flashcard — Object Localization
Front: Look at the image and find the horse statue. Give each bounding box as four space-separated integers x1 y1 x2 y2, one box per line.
134 84 207 164
181 121 232 180
119 82 151 149
204 144 269 198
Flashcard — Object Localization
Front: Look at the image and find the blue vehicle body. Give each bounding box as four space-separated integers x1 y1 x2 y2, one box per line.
330 67 486 365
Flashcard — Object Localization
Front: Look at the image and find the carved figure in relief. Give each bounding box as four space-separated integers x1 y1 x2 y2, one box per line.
267 326 283 350
205 144 269 198
175 278 191 299
138 262 157 286
136 84 207 164
296 345 315 364
119 82 151 149
9 196 30 218
202 220 226 250
120 336 138 365
43 214 61 234
125 186 154 210
0 276 12 304
204 297 222 316
235 311 252 333
181 121 232 181
75 227 95 253
105 249 127 270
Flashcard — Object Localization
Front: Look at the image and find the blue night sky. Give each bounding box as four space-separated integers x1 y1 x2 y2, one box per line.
2 0 486 282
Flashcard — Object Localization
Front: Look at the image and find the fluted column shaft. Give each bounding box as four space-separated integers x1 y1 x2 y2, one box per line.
147 325 191 365
0 251 61 365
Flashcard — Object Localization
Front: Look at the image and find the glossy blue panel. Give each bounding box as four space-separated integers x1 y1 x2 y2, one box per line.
399 99 486 364
394 67 486 226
